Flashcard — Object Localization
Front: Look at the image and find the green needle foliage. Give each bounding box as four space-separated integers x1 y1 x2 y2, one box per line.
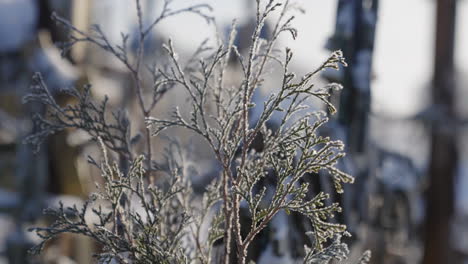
25 0 370 263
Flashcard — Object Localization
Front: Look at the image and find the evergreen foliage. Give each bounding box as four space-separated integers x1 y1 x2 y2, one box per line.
26 0 370 263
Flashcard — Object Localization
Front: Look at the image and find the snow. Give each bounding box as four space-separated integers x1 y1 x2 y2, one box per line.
456 165 468 216
0 189 19 212
0 0 38 52
258 244 298 264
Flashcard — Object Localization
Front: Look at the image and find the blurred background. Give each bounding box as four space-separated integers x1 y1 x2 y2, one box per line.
0 0 467 263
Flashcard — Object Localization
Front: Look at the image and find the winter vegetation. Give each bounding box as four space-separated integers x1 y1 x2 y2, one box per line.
25 0 371 263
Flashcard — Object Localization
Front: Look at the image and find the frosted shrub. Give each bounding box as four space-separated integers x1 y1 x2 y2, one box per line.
26 0 370 263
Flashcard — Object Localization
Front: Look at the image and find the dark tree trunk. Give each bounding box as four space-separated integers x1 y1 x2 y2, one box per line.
422 0 458 263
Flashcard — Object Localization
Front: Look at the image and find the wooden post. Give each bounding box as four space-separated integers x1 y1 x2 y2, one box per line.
422 0 458 263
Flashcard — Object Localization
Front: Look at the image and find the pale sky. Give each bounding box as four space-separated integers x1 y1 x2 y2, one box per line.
92 0 467 116
90 0 468 117
154 0 468 117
